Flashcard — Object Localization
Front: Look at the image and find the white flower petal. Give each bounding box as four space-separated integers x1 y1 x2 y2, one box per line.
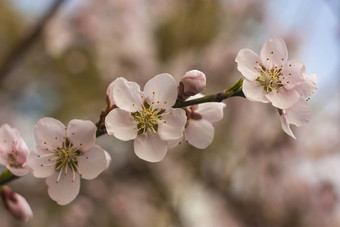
195 102 226 123
77 145 108 180
112 77 144 112
26 151 55 178
167 137 183 149
13 138 29 164
46 170 81 205
34 118 66 149
295 74 317 99
0 124 20 151
184 120 214 149
0 154 5 165
104 151 111 169
280 113 296 139
158 108 186 141
266 88 299 109
242 79 269 103
106 80 116 106
143 73 178 109
260 38 288 69
281 60 306 89
105 108 138 141
285 98 312 127
235 49 261 81
134 132 168 162
67 119 96 152
7 166 30 177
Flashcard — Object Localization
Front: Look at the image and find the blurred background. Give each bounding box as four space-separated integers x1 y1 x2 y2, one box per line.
0 0 339 226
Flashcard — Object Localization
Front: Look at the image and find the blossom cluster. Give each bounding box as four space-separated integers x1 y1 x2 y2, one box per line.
105 71 226 162
0 38 317 222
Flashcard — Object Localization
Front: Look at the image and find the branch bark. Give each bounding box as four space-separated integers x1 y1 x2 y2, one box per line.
0 0 66 83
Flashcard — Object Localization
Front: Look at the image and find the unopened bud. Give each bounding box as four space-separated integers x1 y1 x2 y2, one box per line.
1 186 33 222
179 70 206 100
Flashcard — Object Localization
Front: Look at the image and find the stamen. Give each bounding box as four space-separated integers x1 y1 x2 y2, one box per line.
56 164 64 183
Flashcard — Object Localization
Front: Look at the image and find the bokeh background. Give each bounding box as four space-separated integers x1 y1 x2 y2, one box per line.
0 0 340 226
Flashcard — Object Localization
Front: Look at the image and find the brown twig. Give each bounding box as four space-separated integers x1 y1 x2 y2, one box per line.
0 0 66 83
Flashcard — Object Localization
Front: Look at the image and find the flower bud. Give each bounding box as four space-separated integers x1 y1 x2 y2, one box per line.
179 70 206 100
1 186 33 222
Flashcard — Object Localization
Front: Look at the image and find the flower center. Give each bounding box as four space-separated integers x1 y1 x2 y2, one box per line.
131 101 166 135
7 153 22 168
39 138 84 183
256 65 284 93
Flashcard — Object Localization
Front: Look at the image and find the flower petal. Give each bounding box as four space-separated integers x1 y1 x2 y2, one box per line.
295 74 317 99
242 79 269 103
266 88 299 109
46 170 81 205
26 151 55 178
67 119 96 152
77 145 108 180
167 137 183 149
184 120 214 149
195 102 226 123
112 77 144 112
260 38 288 69
285 98 312 127
134 132 168 162
104 151 111 169
0 124 20 151
106 80 116 106
158 108 186 141
34 118 66 149
281 60 305 89
7 166 30 177
13 138 29 165
280 113 296 139
143 73 178 109
105 108 138 141
235 49 261 81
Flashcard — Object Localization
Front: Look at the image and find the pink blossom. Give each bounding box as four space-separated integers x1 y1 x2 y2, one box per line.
184 95 226 149
1 186 33 222
0 124 30 176
27 118 111 205
235 38 311 109
105 74 186 162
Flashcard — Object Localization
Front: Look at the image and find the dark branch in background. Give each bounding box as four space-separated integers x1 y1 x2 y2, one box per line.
0 0 66 83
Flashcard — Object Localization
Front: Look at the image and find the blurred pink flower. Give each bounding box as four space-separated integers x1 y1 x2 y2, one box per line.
27 118 110 205
236 38 311 109
184 94 226 149
1 186 33 222
0 124 30 176
105 74 186 162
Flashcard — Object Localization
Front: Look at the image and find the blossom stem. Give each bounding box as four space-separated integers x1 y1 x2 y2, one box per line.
173 78 245 108
0 170 18 186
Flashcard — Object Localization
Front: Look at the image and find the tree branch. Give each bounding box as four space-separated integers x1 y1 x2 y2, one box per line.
173 78 245 108
0 0 66 83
